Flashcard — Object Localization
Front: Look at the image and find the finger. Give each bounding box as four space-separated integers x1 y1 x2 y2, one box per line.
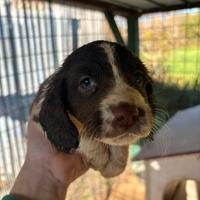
51 152 89 184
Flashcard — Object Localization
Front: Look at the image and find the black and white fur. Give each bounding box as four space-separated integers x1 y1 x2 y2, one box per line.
31 41 154 177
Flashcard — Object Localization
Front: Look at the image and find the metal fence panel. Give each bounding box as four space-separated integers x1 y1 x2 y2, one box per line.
0 0 117 195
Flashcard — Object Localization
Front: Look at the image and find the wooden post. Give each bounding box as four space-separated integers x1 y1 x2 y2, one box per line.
127 16 139 56
104 11 125 45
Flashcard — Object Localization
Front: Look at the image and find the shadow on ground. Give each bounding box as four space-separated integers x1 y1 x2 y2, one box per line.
0 93 35 121
154 80 200 117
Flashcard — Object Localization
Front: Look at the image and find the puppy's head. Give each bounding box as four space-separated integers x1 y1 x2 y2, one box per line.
34 41 154 152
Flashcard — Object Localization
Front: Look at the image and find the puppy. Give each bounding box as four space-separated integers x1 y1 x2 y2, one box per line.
31 41 154 177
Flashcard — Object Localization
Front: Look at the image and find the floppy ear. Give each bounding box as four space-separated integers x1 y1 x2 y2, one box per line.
37 73 79 152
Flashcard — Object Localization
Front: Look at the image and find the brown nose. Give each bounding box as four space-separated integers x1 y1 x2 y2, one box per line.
111 103 142 129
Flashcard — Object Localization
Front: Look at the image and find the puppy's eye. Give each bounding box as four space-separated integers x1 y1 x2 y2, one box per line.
79 77 97 93
133 72 144 87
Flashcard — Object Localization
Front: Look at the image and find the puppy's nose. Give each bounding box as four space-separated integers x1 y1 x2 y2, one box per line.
111 103 142 129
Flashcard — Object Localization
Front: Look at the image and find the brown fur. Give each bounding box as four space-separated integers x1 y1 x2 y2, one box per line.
31 41 154 177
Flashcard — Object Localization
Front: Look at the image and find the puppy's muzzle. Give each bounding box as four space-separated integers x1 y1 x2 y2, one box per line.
111 102 144 131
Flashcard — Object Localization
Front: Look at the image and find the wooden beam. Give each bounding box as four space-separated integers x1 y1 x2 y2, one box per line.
37 0 141 17
104 11 125 45
144 0 167 8
127 16 139 56
142 2 200 14
36 0 200 16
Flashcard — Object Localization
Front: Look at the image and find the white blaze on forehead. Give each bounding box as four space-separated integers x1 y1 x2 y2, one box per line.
99 42 147 108
100 43 122 84
98 43 153 145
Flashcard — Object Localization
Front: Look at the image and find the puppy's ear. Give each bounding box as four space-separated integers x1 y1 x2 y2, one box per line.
37 73 79 152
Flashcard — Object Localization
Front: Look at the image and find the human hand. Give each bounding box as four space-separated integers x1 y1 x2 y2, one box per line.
26 109 88 185
10 106 88 200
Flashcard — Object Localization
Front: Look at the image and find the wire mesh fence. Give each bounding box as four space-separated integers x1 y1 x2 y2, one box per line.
139 9 200 116
140 9 200 84
0 0 119 196
0 0 200 198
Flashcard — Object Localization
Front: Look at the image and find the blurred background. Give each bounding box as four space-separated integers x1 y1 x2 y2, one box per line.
0 0 200 199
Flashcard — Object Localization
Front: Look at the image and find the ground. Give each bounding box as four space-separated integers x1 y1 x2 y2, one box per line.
67 161 145 200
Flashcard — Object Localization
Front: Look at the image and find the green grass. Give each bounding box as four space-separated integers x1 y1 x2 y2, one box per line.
165 46 200 73
164 46 200 85
151 47 200 131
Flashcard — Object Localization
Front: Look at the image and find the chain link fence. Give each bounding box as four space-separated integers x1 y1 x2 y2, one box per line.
0 0 126 196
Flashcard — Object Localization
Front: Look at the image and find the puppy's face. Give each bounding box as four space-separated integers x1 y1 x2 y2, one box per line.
36 41 154 152
65 41 153 145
